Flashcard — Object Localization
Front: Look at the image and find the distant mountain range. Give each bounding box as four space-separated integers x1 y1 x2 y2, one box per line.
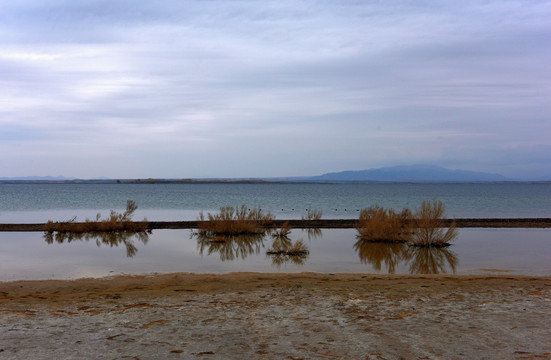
302 165 512 182
0 165 522 183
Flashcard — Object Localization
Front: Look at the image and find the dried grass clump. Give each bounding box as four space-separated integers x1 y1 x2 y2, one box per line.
302 208 322 220
410 200 457 247
197 205 274 236
44 200 148 233
267 239 309 267
356 205 412 243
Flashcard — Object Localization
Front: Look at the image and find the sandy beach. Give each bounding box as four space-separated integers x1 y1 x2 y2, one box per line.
1 272 550 359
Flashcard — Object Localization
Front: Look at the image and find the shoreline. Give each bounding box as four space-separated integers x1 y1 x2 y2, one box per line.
1 217 551 231
1 272 550 359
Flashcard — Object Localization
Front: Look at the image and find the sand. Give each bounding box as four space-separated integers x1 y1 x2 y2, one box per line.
1 272 550 359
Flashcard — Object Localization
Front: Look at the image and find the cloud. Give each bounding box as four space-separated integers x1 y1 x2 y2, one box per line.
0 0 550 178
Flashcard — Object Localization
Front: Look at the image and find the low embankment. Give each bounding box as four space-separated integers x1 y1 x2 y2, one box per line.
1 218 551 232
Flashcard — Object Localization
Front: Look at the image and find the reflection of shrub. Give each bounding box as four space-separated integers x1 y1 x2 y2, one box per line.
44 200 147 233
267 239 309 256
354 240 409 273
197 205 274 236
410 200 457 247
195 233 265 261
302 208 322 220
406 246 458 274
43 229 150 258
272 221 292 239
267 239 309 267
356 205 411 243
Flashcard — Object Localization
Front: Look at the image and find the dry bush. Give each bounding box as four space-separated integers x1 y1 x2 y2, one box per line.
267 239 309 256
197 205 274 236
410 200 457 247
267 239 309 267
44 200 148 233
356 205 412 243
302 208 322 220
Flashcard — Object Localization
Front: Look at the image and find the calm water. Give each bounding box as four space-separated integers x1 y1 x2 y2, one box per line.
0 229 550 281
1 182 551 222
1 183 550 280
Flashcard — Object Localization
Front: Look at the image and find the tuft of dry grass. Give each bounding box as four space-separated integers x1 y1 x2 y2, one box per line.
410 200 457 247
266 238 309 267
356 205 412 243
196 205 274 236
44 200 148 233
267 239 309 256
302 208 322 221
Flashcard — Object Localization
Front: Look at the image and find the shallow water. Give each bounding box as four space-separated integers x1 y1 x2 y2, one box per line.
1 228 549 281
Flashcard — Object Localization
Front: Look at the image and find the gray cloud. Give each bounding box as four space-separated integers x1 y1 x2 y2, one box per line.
1 0 550 178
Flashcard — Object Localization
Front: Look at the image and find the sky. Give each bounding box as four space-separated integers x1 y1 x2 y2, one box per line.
1 1 550 179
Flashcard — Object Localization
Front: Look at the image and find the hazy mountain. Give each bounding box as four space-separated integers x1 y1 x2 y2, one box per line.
308 165 512 182
0 176 71 181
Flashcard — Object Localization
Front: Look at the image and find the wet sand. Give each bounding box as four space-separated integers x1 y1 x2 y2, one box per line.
1 272 550 359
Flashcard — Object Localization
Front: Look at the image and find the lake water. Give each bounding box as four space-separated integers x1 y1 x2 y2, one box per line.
1 182 551 222
1 228 550 281
1 183 550 280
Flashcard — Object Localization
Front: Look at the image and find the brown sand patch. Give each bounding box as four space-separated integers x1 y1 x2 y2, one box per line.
1 272 550 359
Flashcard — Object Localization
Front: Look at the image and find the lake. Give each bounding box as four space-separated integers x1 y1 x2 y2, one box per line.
1 182 550 280
1 228 550 281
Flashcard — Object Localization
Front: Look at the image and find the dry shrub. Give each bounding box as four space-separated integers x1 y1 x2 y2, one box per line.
302 208 322 220
267 239 309 256
356 205 412 243
44 200 148 233
267 239 309 267
197 205 274 236
410 200 457 247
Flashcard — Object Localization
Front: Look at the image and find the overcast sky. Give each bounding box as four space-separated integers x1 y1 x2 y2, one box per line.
1 1 550 179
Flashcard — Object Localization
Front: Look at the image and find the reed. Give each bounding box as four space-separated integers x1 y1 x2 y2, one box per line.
196 205 274 236
410 200 457 247
267 239 309 256
356 205 412 243
44 200 148 233
302 208 322 220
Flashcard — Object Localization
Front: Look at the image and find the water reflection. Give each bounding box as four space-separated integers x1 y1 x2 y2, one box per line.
406 246 458 274
302 228 322 241
354 239 458 274
43 230 151 258
354 240 409 274
266 236 309 268
194 233 265 261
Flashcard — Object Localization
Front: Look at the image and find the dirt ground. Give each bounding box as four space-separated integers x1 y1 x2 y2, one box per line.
1 272 550 359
